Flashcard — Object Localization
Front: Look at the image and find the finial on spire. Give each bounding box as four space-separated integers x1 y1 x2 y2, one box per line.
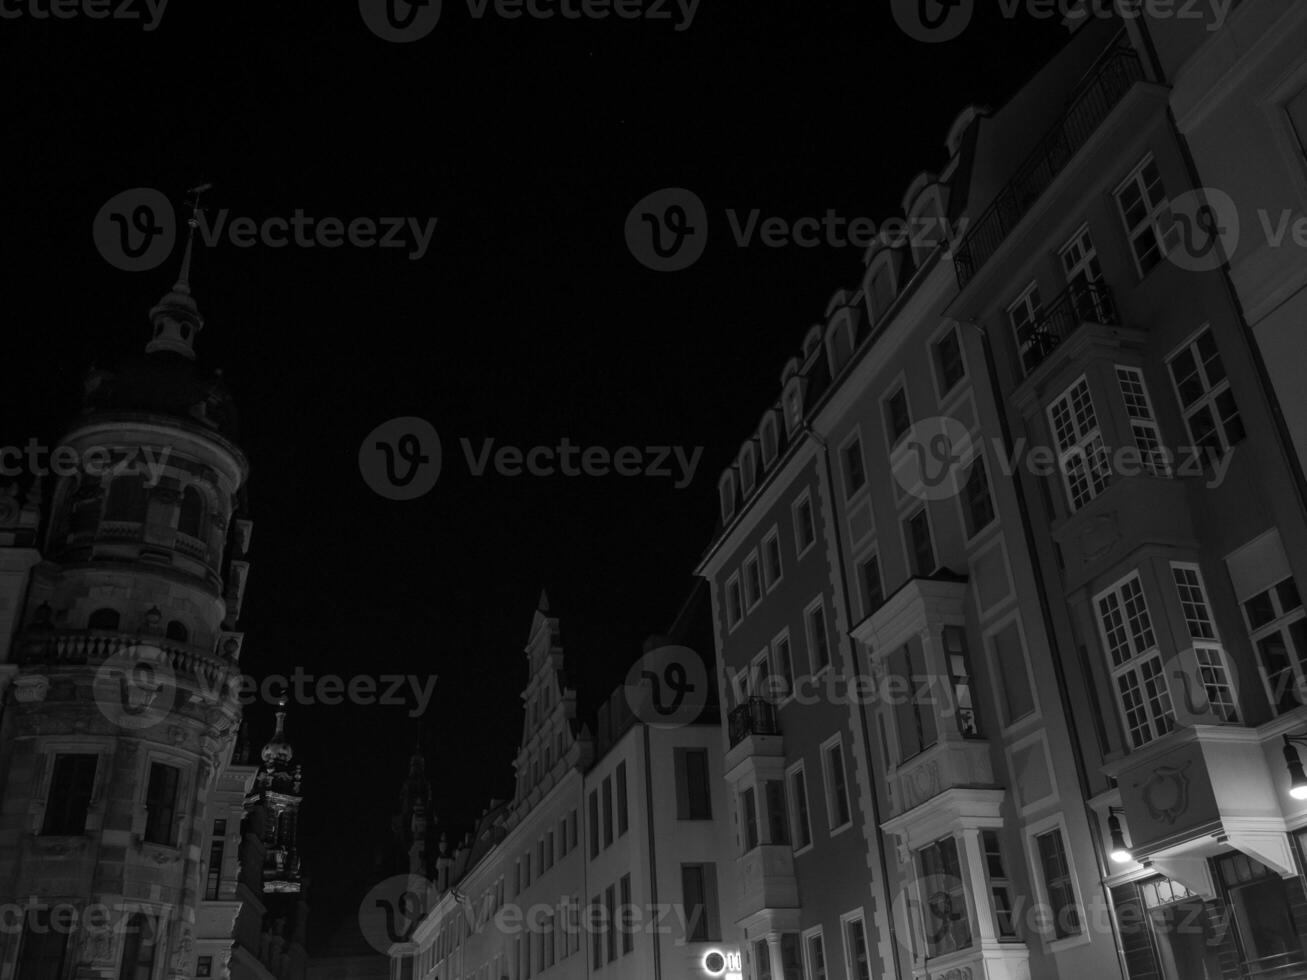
146 181 211 360
173 181 212 295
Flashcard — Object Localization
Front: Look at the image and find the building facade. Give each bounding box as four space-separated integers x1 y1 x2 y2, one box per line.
700 8 1307 980
1146 0 1307 477
391 598 736 980
0 233 295 980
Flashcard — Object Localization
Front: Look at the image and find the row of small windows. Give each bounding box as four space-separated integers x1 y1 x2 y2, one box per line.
737 738 853 858
84 608 188 642
1033 335 1243 517
723 526 787 628
90 479 210 538
514 810 579 894
421 868 720 980
719 320 969 529
718 181 955 527
586 762 628 859
42 752 182 845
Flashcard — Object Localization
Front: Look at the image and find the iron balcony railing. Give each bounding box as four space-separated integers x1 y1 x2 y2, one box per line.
728 697 781 748
954 41 1144 288
1017 279 1120 375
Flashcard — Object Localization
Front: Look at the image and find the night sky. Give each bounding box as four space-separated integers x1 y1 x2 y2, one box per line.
4 1 1068 947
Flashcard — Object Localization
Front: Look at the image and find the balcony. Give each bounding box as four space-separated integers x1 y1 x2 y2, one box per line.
736 844 799 923
729 697 780 747
725 698 784 781
1017 279 1120 375
1105 725 1301 880
886 738 995 821
953 41 1144 288
918 944 1031 980
15 629 233 697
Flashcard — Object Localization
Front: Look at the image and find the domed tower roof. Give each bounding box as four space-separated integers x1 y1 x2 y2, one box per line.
78 185 240 440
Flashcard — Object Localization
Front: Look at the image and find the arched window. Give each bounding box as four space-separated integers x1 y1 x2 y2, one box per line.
120 913 160 980
166 621 189 643
759 412 779 469
826 314 855 374
179 487 206 539
103 475 146 522
88 608 120 631
718 471 737 524
739 443 758 497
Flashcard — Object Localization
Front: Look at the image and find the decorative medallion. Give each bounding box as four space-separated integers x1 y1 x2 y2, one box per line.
1137 761 1193 825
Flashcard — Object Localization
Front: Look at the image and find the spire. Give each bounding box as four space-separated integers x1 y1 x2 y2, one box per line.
260 691 294 768
537 588 550 613
146 182 211 360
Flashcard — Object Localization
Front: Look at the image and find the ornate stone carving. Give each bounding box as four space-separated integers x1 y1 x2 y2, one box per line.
1136 761 1193 825
900 760 941 810
78 920 115 964
14 676 49 703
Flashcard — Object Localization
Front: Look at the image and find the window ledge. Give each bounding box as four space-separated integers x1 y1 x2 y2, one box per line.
1045 932 1092 954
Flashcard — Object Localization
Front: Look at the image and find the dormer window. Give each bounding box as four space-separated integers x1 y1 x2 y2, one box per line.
826 315 854 376
802 327 823 363
718 472 737 524
759 412 779 469
865 261 897 325
165 621 188 643
782 377 807 437
739 444 758 498
906 182 950 268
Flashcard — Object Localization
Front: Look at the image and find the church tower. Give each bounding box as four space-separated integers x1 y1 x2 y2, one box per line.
0 200 254 980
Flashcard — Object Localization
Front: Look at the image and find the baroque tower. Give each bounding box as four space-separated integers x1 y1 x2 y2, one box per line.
0 207 254 980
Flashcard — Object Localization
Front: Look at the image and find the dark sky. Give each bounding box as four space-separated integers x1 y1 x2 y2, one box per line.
4 0 1068 948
